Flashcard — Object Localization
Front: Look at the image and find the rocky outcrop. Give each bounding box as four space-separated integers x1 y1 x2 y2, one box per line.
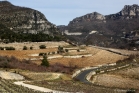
0 1 56 34
69 12 106 24
106 4 139 20
59 4 139 49
67 4 139 33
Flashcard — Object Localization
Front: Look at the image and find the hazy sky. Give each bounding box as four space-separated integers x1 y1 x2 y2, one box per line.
3 0 139 25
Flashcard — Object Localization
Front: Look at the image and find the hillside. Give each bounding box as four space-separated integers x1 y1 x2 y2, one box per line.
67 4 139 34
0 1 66 42
59 4 139 49
0 1 57 34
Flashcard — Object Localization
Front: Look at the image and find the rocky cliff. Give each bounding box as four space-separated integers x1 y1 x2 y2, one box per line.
60 4 139 49
107 4 139 19
67 4 139 35
0 1 56 34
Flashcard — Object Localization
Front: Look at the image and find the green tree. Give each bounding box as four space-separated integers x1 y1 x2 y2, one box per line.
41 55 49 67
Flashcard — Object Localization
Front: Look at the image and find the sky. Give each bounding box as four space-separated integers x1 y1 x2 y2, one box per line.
2 0 139 25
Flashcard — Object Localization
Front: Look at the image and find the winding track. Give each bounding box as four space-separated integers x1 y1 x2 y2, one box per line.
75 68 97 84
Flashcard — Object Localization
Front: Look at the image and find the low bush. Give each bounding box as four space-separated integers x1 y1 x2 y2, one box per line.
0 47 4 50
23 46 27 50
65 49 69 52
30 46 33 50
0 55 76 73
39 45 46 49
5 47 15 50
77 49 80 52
39 53 47 56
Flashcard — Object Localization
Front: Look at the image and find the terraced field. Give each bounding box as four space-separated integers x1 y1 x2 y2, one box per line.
90 64 139 92
0 79 45 93
0 44 127 67
28 80 127 93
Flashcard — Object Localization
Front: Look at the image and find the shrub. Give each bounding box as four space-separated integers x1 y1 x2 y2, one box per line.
65 49 69 52
52 52 55 54
39 53 44 56
39 53 47 56
30 46 33 50
23 46 27 50
5 47 15 50
58 46 64 53
39 45 46 49
41 55 49 67
0 47 4 50
77 49 80 52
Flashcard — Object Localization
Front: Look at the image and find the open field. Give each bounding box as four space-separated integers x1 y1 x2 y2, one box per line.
0 42 129 68
91 65 139 91
1 42 139 93
49 47 127 67
0 41 69 50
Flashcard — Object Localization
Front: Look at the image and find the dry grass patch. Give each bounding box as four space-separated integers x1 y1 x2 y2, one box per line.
50 49 127 67
92 74 139 90
109 66 139 80
20 72 61 80
0 48 57 60
0 46 127 68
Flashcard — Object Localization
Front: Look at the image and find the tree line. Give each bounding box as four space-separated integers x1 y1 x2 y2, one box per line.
0 24 65 43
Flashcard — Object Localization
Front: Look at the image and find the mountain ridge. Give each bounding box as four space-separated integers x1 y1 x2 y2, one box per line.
0 1 56 34
58 4 139 49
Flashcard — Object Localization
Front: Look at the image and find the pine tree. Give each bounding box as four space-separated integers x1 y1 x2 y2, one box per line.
41 55 49 67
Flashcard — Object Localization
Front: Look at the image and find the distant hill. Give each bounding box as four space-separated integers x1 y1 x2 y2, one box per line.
58 4 139 50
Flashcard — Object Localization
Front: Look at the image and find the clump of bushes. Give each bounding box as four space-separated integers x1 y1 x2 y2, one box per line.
0 47 4 50
0 47 15 50
39 45 46 49
0 55 47 72
5 47 15 50
57 46 64 53
39 53 47 56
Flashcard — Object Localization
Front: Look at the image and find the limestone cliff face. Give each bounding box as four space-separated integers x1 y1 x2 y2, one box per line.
69 12 105 24
66 4 139 34
59 4 139 48
0 1 56 34
106 4 139 19
67 12 106 33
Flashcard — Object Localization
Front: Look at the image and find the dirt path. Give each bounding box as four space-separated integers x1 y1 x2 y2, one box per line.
14 81 53 92
14 81 81 93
